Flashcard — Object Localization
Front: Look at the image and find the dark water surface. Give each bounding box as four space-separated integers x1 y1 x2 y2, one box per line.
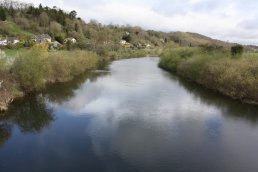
1 57 258 172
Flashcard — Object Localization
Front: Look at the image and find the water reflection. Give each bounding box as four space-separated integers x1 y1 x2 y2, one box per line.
0 124 11 147
47 58 258 172
43 72 109 104
174 74 258 123
1 58 258 172
0 96 54 147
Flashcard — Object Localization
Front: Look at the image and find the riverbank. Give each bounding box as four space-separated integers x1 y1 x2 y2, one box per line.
159 46 258 104
0 45 98 112
0 46 160 112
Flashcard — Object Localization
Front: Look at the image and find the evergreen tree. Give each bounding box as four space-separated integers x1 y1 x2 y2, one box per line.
0 8 6 21
8 5 15 17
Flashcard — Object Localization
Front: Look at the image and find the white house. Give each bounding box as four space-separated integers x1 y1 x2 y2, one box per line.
64 37 77 44
120 40 126 45
7 37 20 45
32 34 52 43
0 39 7 46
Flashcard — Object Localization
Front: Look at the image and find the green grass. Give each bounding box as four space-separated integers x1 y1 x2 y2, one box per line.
11 45 99 92
4 48 30 57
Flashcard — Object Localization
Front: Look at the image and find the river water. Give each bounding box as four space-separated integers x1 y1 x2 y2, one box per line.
1 57 258 172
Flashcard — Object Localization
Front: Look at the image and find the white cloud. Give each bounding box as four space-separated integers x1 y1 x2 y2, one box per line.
19 0 258 45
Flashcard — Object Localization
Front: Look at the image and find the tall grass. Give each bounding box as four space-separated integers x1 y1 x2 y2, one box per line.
11 45 98 93
13 45 49 92
47 50 98 82
159 47 258 103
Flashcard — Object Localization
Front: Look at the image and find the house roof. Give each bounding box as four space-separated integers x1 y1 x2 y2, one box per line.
7 37 19 41
33 34 51 40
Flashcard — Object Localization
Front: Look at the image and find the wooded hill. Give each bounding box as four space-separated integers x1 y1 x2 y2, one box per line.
0 0 257 52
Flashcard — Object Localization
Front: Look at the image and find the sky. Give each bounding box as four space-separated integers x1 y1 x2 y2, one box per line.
20 0 258 45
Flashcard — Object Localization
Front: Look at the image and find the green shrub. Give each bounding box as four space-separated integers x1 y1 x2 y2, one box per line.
48 50 98 82
160 46 258 102
231 44 244 56
198 58 258 100
199 44 225 53
12 46 49 92
54 33 65 44
159 47 197 72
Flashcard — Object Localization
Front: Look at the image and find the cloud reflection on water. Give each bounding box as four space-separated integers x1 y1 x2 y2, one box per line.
47 58 223 171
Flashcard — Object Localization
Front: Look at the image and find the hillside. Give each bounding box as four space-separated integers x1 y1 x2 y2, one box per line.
0 0 257 53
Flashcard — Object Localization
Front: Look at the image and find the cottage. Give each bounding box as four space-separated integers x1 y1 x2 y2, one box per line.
120 40 127 45
32 34 52 43
7 37 20 45
0 38 7 46
64 37 77 44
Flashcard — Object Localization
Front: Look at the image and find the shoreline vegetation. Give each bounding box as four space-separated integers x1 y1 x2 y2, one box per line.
159 45 258 104
0 45 160 112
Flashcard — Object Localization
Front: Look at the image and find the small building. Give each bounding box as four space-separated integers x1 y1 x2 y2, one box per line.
64 37 77 44
120 40 127 45
32 34 52 44
0 38 7 46
7 37 20 45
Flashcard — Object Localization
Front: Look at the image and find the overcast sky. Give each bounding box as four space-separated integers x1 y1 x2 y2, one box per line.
21 0 258 45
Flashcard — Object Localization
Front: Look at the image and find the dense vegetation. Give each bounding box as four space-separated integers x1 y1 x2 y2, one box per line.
0 44 98 110
0 0 172 54
1 0 258 52
159 45 258 103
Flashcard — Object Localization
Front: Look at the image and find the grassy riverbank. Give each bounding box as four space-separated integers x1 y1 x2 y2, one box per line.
159 46 258 103
0 45 160 112
0 45 99 111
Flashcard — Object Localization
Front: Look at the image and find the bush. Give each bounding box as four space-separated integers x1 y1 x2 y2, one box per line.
95 45 108 57
159 46 258 103
54 33 65 44
198 58 258 100
12 45 49 92
199 44 225 53
47 50 98 82
159 47 197 72
231 44 244 56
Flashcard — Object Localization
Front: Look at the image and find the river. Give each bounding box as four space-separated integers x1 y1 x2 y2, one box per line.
1 57 258 172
